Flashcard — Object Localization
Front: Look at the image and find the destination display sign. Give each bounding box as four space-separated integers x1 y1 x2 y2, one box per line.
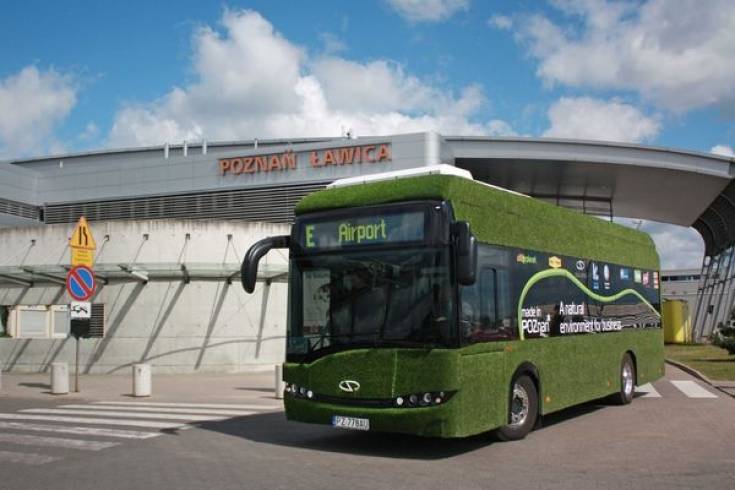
300 211 425 250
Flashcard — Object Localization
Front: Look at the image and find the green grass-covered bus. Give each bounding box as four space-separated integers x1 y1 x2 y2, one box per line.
241 166 664 440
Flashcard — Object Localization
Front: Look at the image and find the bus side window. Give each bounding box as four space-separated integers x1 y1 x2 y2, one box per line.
462 268 508 342
479 268 496 329
495 268 514 338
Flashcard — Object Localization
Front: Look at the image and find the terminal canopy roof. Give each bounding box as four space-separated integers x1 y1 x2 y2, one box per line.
0 263 289 288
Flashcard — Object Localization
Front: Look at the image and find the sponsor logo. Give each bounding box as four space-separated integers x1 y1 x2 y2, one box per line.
549 256 562 268
576 260 586 271
516 253 537 265
634 270 642 283
591 262 600 290
620 268 630 280
338 380 361 393
653 271 660 289
642 272 650 286
603 264 611 290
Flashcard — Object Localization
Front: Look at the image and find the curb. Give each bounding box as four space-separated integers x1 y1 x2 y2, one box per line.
665 359 735 399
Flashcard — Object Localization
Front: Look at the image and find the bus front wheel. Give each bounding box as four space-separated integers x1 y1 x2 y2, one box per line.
612 353 636 405
496 375 538 441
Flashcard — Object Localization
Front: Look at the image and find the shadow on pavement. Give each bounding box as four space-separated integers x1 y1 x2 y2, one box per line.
197 399 611 460
18 382 51 389
234 387 276 394
538 400 605 429
197 412 493 459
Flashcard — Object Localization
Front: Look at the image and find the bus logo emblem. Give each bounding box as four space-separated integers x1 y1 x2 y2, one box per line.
339 380 361 393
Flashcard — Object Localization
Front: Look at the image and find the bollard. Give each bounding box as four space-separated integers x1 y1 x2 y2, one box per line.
51 362 69 395
275 364 284 399
133 364 151 397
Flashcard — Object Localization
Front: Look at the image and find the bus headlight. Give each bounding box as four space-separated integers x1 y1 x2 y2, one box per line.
395 391 456 408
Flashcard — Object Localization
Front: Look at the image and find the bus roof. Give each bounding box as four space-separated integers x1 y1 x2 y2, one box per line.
295 174 659 270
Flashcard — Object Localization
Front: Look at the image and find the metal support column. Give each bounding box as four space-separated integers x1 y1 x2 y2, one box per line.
710 246 735 332
692 255 714 341
700 254 723 339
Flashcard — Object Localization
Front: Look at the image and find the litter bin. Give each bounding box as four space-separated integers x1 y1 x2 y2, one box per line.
663 299 691 344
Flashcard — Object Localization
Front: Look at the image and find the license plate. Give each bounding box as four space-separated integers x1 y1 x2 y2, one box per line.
332 415 370 431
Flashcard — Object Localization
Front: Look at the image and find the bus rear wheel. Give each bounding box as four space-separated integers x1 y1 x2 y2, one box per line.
612 353 636 405
496 375 538 441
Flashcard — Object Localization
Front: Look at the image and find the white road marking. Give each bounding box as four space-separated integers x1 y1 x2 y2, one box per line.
635 383 661 398
0 450 60 465
21 408 225 422
94 401 281 411
0 413 186 429
0 432 118 451
670 380 718 398
0 421 160 440
60 404 256 417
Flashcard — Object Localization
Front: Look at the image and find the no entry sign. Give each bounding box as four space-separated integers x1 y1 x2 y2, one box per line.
66 266 96 301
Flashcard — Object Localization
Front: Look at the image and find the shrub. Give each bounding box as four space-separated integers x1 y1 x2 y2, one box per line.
713 324 735 355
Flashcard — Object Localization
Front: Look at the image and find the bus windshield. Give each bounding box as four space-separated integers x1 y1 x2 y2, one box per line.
288 247 455 361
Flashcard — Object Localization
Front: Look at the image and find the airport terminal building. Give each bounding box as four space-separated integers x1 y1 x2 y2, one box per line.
1 132 733 373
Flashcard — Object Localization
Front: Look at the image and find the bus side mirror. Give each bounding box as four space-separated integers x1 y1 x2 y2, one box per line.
241 235 291 293
453 222 477 286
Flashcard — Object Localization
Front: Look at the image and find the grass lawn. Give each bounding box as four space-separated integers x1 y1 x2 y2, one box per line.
665 344 735 381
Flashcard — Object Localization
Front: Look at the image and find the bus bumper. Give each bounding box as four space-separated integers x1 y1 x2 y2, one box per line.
283 396 463 438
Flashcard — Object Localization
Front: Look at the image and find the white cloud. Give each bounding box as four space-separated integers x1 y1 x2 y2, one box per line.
319 32 347 55
711 144 734 157
0 66 77 158
108 9 512 147
509 0 735 112
488 14 512 30
385 0 469 23
544 96 661 143
78 122 99 142
618 218 704 270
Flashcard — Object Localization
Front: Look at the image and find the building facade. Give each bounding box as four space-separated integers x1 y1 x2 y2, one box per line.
1 132 732 372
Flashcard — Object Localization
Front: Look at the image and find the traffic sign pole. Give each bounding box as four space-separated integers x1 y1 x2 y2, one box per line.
74 338 80 393
68 217 97 394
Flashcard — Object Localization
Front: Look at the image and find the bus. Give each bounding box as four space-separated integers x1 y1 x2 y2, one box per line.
241 165 664 440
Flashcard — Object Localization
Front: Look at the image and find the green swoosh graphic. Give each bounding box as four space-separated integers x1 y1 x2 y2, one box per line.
516 268 661 340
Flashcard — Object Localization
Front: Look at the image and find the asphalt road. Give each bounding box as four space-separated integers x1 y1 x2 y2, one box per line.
0 364 733 490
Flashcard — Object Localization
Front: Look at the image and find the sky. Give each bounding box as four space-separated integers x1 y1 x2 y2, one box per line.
1 0 733 269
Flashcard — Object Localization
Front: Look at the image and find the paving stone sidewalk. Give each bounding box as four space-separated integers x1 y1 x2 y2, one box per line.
0 368 282 404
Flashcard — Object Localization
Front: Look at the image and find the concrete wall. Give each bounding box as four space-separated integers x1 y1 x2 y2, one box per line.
0 219 290 374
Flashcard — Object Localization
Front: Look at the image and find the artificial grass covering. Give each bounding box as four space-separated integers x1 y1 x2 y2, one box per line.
286 175 664 437
296 175 659 270
283 329 664 438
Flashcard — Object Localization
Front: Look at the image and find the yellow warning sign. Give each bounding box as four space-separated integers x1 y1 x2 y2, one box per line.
71 248 94 267
70 216 97 251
